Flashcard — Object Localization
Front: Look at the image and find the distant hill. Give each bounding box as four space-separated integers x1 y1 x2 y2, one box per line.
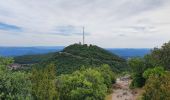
107 48 151 59
0 46 150 58
0 46 64 57
15 44 127 75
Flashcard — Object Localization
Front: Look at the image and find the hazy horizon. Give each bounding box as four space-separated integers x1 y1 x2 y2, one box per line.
0 45 152 49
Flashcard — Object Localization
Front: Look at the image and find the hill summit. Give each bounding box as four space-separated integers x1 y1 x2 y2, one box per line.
63 44 125 62
15 44 127 74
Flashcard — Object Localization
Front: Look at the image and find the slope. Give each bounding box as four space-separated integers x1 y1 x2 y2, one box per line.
15 44 127 75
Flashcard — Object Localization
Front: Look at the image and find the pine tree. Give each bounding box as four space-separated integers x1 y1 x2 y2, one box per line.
31 64 58 100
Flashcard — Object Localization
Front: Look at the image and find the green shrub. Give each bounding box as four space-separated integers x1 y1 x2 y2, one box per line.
143 66 165 79
97 64 116 88
142 72 170 100
0 57 31 100
56 66 114 100
128 58 146 88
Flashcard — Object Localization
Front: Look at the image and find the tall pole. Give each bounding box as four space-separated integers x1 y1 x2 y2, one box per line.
83 26 85 45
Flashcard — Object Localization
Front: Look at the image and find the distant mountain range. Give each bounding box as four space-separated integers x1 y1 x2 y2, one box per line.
107 48 151 59
0 46 151 58
0 46 64 57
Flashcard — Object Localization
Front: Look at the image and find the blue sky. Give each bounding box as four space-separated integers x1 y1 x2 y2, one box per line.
0 0 170 48
0 22 22 32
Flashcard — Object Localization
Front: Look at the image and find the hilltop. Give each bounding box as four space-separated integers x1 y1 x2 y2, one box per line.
15 44 127 75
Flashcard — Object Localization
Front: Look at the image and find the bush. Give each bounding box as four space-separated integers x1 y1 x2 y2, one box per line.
130 74 145 88
97 64 116 89
0 57 31 99
142 72 170 100
128 58 146 88
143 66 165 79
56 66 114 100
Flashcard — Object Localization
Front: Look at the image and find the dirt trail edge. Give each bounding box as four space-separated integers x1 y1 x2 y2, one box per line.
111 76 142 100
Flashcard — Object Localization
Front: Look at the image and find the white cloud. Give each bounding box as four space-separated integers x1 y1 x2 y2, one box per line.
0 0 170 48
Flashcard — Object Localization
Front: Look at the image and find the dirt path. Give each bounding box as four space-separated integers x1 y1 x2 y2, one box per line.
111 76 141 100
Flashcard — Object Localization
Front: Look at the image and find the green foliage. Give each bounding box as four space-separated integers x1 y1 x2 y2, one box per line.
128 41 170 89
127 41 170 99
1 57 115 100
63 44 124 62
0 57 14 67
14 52 54 64
31 63 58 100
57 65 115 100
96 64 116 89
145 41 170 70
15 44 127 75
130 74 145 88
128 57 146 74
143 66 165 79
12 41 170 99
128 58 146 88
0 57 32 100
142 71 170 100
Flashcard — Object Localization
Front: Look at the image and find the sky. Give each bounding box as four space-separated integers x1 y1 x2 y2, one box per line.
0 0 170 48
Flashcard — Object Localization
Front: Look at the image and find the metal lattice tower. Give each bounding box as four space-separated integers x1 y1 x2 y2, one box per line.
83 27 85 45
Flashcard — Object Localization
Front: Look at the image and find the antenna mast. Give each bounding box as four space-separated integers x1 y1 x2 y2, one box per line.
83 26 85 45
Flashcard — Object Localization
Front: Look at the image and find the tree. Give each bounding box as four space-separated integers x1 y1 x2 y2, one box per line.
0 57 31 100
142 71 170 100
97 64 116 89
146 41 170 70
31 63 58 100
128 58 146 88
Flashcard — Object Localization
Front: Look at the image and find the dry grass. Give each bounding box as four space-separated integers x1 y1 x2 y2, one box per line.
105 94 112 100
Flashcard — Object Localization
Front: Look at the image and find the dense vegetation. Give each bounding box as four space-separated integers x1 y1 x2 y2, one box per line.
15 52 54 64
128 41 170 99
0 56 115 100
0 57 32 99
2 41 170 100
15 44 127 75
31 64 58 100
142 67 170 100
57 65 115 100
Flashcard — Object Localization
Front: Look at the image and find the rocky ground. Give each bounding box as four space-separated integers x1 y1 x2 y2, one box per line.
111 76 142 100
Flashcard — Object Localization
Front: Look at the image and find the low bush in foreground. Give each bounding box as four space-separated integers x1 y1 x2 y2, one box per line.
56 65 115 100
142 67 170 100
